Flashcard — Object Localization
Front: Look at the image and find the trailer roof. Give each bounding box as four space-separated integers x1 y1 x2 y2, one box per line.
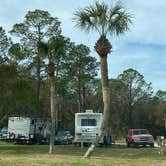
75 112 102 115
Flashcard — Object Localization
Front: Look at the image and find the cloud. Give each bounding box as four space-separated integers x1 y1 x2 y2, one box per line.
108 41 166 91
122 0 166 45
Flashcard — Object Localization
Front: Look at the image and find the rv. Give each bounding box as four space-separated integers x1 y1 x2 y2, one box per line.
7 117 51 143
74 110 103 145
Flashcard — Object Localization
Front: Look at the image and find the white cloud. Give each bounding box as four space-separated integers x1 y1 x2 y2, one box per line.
122 0 166 45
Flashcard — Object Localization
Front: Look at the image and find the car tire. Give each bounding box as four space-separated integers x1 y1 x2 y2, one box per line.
150 143 154 148
127 141 131 147
66 140 69 145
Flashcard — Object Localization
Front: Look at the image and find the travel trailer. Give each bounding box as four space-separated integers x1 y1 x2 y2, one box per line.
74 110 103 145
7 117 51 143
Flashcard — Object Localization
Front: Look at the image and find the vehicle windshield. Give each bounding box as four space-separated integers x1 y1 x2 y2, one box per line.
133 130 149 135
56 131 70 137
1 127 7 134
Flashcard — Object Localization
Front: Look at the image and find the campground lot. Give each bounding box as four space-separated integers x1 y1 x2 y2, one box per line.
0 141 166 166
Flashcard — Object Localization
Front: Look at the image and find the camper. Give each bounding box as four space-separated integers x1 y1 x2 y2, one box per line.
74 110 103 145
7 117 51 143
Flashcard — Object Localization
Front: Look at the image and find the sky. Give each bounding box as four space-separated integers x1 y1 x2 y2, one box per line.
0 0 166 92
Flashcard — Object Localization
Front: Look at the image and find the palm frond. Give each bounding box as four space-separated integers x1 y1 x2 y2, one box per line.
108 10 132 36
109 1 123 18
73 10 95 32
73 2 109 35
94 1 108 34
73 1 133 37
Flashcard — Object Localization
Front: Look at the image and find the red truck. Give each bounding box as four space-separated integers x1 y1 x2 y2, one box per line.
126 129 154 147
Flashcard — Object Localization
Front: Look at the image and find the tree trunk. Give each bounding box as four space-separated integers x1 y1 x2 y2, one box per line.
164 112 166 132
128 81 133 128
36 57 41 103
128 106 133 128
78 70 82 112
84 55 110 158
82 86 86 112
49 76 56 154
37 29 42 105
55 94 58 130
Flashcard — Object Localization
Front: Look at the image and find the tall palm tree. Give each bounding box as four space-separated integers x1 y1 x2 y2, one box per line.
38 42 56 154
74 1 132 157
39 36 70 153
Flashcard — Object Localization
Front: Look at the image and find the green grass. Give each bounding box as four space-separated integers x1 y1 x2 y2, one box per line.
0 141 165 166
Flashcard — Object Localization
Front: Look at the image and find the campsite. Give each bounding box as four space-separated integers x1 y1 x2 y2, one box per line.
0 0 166 165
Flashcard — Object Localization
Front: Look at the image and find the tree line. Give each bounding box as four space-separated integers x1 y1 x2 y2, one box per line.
0 9 165 140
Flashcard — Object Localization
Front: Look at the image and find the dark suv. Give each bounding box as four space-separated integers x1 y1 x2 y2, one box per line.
0 127 8 139
55 130 73 144
126 129 154 147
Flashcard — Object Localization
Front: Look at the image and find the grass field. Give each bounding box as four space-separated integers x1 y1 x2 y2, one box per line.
0 141 165 166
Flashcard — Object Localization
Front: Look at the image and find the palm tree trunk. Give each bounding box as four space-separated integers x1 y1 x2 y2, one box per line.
84 55 110 158
100 55 110 131
37 30 42 106
78 70 82 112
49 76 56 154
55 94 58 130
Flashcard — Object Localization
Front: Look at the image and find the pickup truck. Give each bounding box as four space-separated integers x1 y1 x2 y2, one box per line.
126 129 154 147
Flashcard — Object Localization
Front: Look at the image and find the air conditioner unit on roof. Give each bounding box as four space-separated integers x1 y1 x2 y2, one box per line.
85 109 93 113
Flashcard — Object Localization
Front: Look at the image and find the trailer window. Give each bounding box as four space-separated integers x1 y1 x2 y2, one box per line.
133 129 149 135
81 119 96 126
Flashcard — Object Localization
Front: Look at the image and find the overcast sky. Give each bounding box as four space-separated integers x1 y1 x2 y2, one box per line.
0 0 166 92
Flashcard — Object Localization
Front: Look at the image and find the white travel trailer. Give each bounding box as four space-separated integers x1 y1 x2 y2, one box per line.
7 117 51 143
74 110 103 144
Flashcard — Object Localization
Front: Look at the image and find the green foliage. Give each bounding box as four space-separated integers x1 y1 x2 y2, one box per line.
47 35 71 74
0 64 38 127
9 9 62 109
0 27 11 64
117 68 152 128
10 9 61 64
65 44 99 112
73 1 132 36
8 43 32 64
118 68 152 97
67 44 99 89
156 90 166 101
109 79 129 136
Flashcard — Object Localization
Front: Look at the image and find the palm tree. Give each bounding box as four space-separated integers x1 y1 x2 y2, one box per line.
39 36 70 153
38 42 56 154
74 1 132 157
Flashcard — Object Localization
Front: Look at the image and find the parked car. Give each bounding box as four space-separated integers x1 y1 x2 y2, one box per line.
99 135 114 146
126 129 154 147
0 127 8 139
55 130 73 144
